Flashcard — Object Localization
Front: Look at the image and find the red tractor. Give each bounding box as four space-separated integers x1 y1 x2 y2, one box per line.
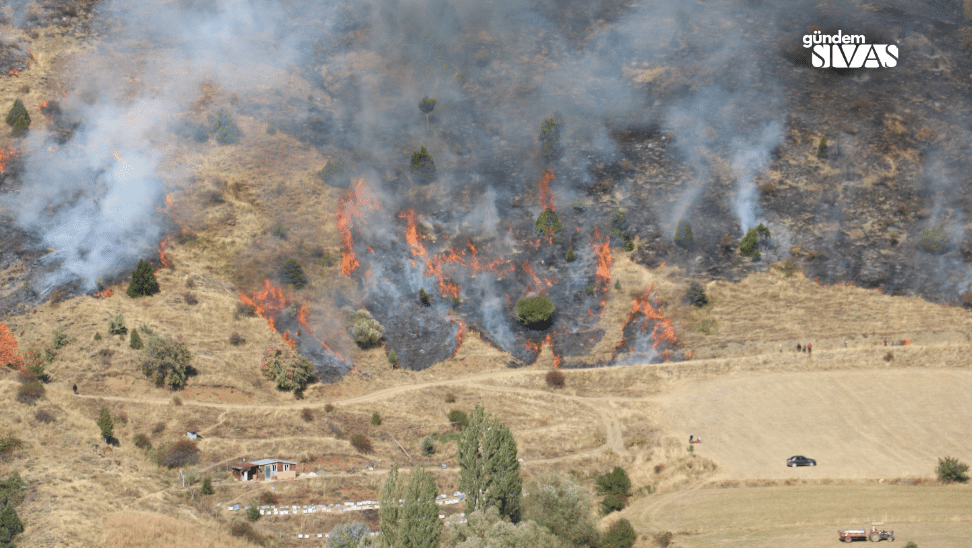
838 522 894 542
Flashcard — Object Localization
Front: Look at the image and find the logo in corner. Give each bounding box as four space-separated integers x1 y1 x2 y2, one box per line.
803 30 898 68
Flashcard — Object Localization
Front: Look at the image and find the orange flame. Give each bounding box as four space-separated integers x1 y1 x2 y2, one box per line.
336 179 379 276
452 321 466 358
241 278 289 338
0 147 23 174
903 338 912 345
97 288 115 299
592 228 612 291
156 235 172 272
0 323 22 368
522 261 545 295
657 262 667 269
614 285 678 361
538 169 556 212
399 209 427 257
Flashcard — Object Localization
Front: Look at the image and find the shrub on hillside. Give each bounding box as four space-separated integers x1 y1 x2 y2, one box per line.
545 370 565 388
328 521 371 548
129 329 144 350
683 281 708 308
448 409 468 430
5 98 30 135
387 349 398 366
739 229 761 261
258 491 279 505
611 210 631 243
523 472 599 548
422 436 435 456
410 145 437 185
371 412 382 426
600 518 635 548
34 408 55 424
140 336 194 390
674 219 694 249
260 345 313 392
133 433 152 449
127 259 160 297
208 109 241 145
535 208 563 239
654 531 674 548
16 382 44 405
515 296 555 329
235 302 257 319
419 288 431 306
161 440 200 468
596 466 631 514
108 313 128 336
281 258 308 289
917 225 947 255
245 505 261 523
182 292 198 305
201 477 215 495
0 434 23 456
351 310 384 348
229 332 246 346
936 456 969 483
301 408 314 422
319 157 348 187
350 433 373 453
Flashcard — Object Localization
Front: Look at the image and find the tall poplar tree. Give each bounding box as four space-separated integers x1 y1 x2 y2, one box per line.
378 465 442 548
458 405 523 523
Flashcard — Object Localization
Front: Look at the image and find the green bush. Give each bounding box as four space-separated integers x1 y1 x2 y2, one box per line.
917 225 947 255
350 433 373 453
281 258 308 289
515 296 556 328
351 310 384 348
674 219 694 249
419 288 431 306
52 326 73 349
5 98 30 136
683 281 708 307
614 279 622 291
654 531 674 548
903 542 918 548
572 201 586 212
127 259 160 297
596 466 631 514
260 345 313 392
599 493 625 515
422 436 435 456
140 336 193 390
523 472 599 548
566 247 575 262
448 409 468 430
539 115 562 163
739 228 761 260
611 210 631 242
328 521 371 548
245 504 261 522
410 145 437 185
201 477 214 495
419 95 437 115
319 158 348 187
371 412 382 426
97 406 114 440
208 109 241 145
271 221 287 240
133 433 152 449
600 518 635 548
387 350 398 365
535 208 563 240
936 456 969 483
817 136 828 159
129 329 143 350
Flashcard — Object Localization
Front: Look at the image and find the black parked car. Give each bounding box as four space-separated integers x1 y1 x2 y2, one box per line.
787 455 816 467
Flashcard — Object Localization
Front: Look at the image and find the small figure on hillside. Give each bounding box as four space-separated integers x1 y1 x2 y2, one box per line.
72 384 78 394
779 344 783 353
844 340 848 347
884 339 888 346
696 436 701 443
807 343 812 354
796 343 802 352
689 434 694 443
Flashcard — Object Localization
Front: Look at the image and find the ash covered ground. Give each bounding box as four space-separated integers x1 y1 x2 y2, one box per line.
3 0 972 377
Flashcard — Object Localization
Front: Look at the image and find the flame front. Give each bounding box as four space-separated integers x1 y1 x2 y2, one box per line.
0 323 22 369
0 147 23 174
614 285 678 362
400 209 427 258
97 288 115 298
336 179 379 276
592 228 612 291
241 278 290 341
539 169 556 212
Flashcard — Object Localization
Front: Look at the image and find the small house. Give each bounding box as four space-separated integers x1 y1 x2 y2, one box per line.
251 459 298 481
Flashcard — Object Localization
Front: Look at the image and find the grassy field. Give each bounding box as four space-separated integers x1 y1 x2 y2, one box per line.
625 482 972 548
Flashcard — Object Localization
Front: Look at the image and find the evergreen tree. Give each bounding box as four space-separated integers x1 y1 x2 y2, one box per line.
410 146 437 185
419 288 431 307
201 477 214 495
534 208 563 240
129 328 143 350
524 472 599 548
127 259 160 297
327 521 370 548
0 502 23 538
600 518 636 548
97 406 114 441
208 109 242 145
458 405 523 523
399 465 442 548
566 247 575 262
5 99 30 136
281 259 308 289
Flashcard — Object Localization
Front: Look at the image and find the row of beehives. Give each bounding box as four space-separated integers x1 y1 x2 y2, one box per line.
223 492 465 515
293 515 469 544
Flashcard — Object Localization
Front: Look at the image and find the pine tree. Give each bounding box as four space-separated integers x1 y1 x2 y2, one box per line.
419 95 436 131
458 405 523 523
675 219 694 249
281 258 308 289
127 259 160 297
129 328 143 350
5 99 30 136
201 477 214 495
399 465 442 548
419 288 431 307
566 247 575 262
539 115 562 163
0 502 23 537
97 406 114 441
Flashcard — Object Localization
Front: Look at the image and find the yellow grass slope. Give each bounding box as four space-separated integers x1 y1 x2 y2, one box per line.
100 511 253 548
